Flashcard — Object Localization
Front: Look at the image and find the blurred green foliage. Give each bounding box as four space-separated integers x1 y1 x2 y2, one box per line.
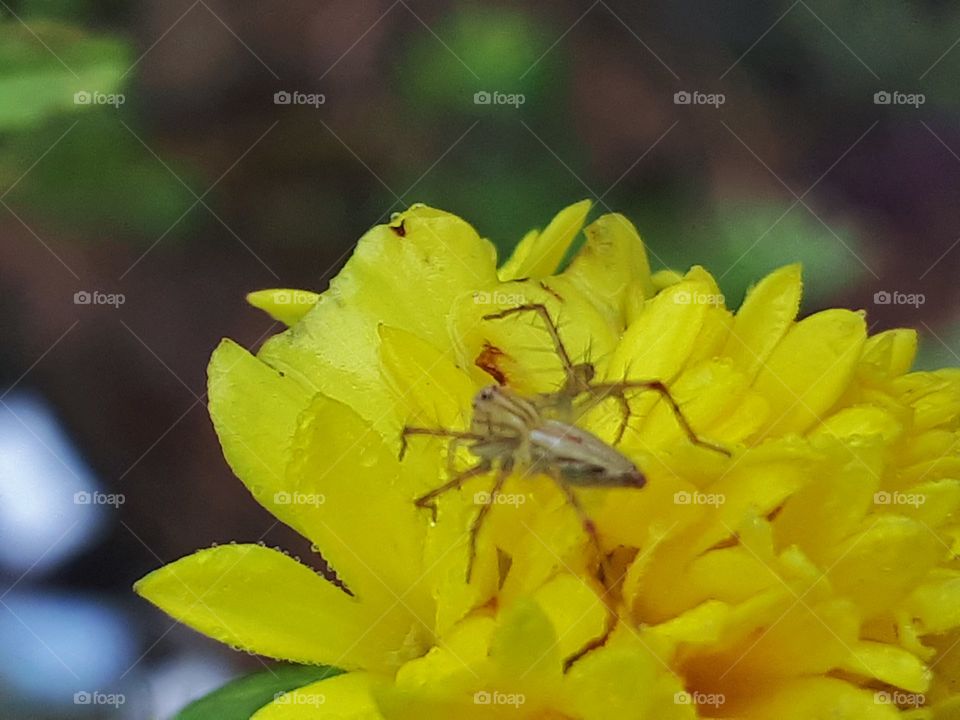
0 20 126 130
0 15 200 239
174 664 343 720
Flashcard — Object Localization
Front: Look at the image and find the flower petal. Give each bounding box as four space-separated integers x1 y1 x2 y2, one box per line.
257 205 498 436
285 393 434 629
565 633 692 720
731 677 899 719
826 516 941 619
378 324 476 430
207 339 314 538
448 276 617 395
135 545 421 672
247 289 320 327
753 309 867 438
605 280 711 384
839 641 932 693
498 200 591 281
857 328 918 384
722 264 802 381
563 212 654 328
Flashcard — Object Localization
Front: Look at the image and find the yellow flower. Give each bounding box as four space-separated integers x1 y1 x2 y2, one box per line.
135 202 960 719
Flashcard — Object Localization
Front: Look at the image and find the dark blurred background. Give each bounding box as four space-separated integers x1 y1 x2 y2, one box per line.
1 1 958 717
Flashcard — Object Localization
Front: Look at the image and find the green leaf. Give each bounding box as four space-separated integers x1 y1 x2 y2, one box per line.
175 664 344 720
0 19 129 131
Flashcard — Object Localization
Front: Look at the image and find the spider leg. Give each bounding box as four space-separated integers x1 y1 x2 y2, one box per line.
413 462 491 523
580 380 731 456
399 426 484 460
466 465 510 582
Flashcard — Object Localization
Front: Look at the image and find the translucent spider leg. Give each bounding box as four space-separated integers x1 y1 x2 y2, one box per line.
413 461 491 522
552 473 622 673
465 465 511 581
484 303 575 372
583 380 731 455
399 426 485 461
550 472 607 579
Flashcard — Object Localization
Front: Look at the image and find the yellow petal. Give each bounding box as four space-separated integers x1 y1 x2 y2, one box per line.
753 309 867 437
809 404 904 444
378 324 476 430
906 571 960 635
448 276 617 395
731 677 900 720
773 443 881 565
257 205 498 437
563 212 654 328
252 673 386 720
858 328 918 383
604 279 711 384
723 264 802 381
134 545 424 672
826 516 941 619
489 599 562 685
247 289 320 327
840 641 932 693
532 574 609 662
285 393 434 628
207 339 314 539
566 633 693 720
498 200 591 281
